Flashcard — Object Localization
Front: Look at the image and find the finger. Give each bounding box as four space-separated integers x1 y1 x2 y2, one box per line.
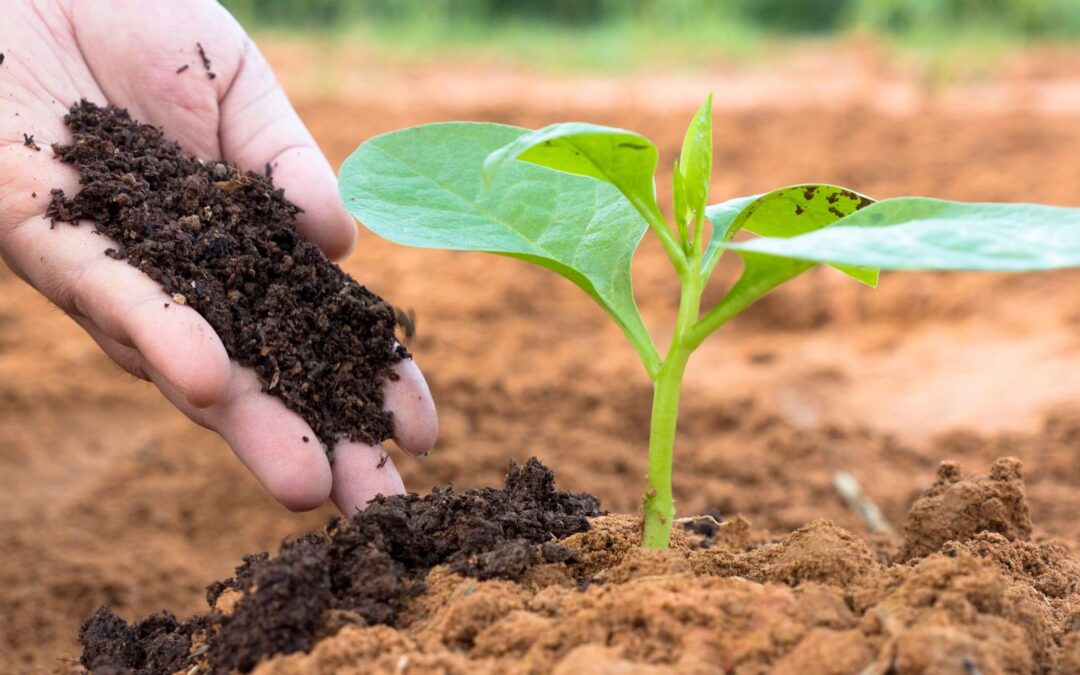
383 358 439 457
78 311 333 512
330 442 406 515
5 216 230 408
205 373 334 512
72 315 151 382
70 1 355 259
72 261 398 516
144 353 334 512
218 39 357 259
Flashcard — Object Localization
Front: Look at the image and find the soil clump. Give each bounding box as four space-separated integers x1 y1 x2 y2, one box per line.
79 458 600 673
46 101 404 448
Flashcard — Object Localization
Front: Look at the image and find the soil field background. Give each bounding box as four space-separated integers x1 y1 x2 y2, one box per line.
2 42 1080 672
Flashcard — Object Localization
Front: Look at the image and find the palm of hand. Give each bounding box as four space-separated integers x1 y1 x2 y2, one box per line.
0 0 437 513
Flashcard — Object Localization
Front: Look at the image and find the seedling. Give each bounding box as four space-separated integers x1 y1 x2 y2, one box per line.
340 95 1080 549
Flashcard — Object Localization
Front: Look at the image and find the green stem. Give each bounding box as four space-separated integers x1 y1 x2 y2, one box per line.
645 260 808 539
642 266 702 548
641 343 692 547
684 291 747 350
691 210 706 257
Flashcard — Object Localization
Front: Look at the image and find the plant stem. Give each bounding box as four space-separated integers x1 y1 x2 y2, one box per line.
642 266 702 548
641 343 692 548
643 260 807 545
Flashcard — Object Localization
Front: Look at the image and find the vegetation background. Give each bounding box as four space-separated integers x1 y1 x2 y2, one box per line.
222 0 1080 70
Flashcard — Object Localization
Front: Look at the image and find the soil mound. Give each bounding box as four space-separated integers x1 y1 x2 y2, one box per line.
47 101 404 448
78 457 1080 674
79 458 599 673
896 457 1032 562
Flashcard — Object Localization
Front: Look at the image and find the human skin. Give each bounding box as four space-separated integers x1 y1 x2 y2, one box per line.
0 0 438 514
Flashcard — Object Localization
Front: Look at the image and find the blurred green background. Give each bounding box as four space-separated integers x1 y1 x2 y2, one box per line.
222 0 1080 70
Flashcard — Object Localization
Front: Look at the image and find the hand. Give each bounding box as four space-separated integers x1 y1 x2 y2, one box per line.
0 0 437 513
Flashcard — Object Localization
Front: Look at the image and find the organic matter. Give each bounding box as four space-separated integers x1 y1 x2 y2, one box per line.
78 458 600 673
47 101 405 449
340 94 1080 548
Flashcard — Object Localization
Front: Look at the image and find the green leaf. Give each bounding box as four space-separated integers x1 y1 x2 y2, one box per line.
341 122 660 375
719 198 1080 271
678 93 713 222
702 193 758 258
703 184 879 286
481 122 661 219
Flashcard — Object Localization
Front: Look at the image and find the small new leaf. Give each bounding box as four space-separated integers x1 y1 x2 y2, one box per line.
678 93 713 226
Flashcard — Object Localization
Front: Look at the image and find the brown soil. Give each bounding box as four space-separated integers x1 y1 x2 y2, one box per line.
2 45 1079 673
78 457 1080 673
47 101 404 449
79 458 599 673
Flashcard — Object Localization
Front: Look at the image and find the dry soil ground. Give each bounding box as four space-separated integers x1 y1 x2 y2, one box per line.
1 43 1079 672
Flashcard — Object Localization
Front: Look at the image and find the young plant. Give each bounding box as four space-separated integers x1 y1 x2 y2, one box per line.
340 95 1080 549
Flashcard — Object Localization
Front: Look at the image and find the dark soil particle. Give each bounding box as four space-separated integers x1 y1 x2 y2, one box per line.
206 537 334 672
23 133 40 151
175 64 189 75
196 42 216 79
79 458 600 673
46 101 404 448
0 52 5 66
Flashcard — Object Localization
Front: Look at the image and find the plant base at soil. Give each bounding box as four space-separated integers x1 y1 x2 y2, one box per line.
79 456 1080 674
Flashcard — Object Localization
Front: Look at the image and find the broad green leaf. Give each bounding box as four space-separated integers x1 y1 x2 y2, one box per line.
719 198 1080 271
703 184 879 286
678 93 713 221
481 122 661 219
341 122 659 374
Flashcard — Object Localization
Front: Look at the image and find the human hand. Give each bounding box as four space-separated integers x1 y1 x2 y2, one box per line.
0 0 437 513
